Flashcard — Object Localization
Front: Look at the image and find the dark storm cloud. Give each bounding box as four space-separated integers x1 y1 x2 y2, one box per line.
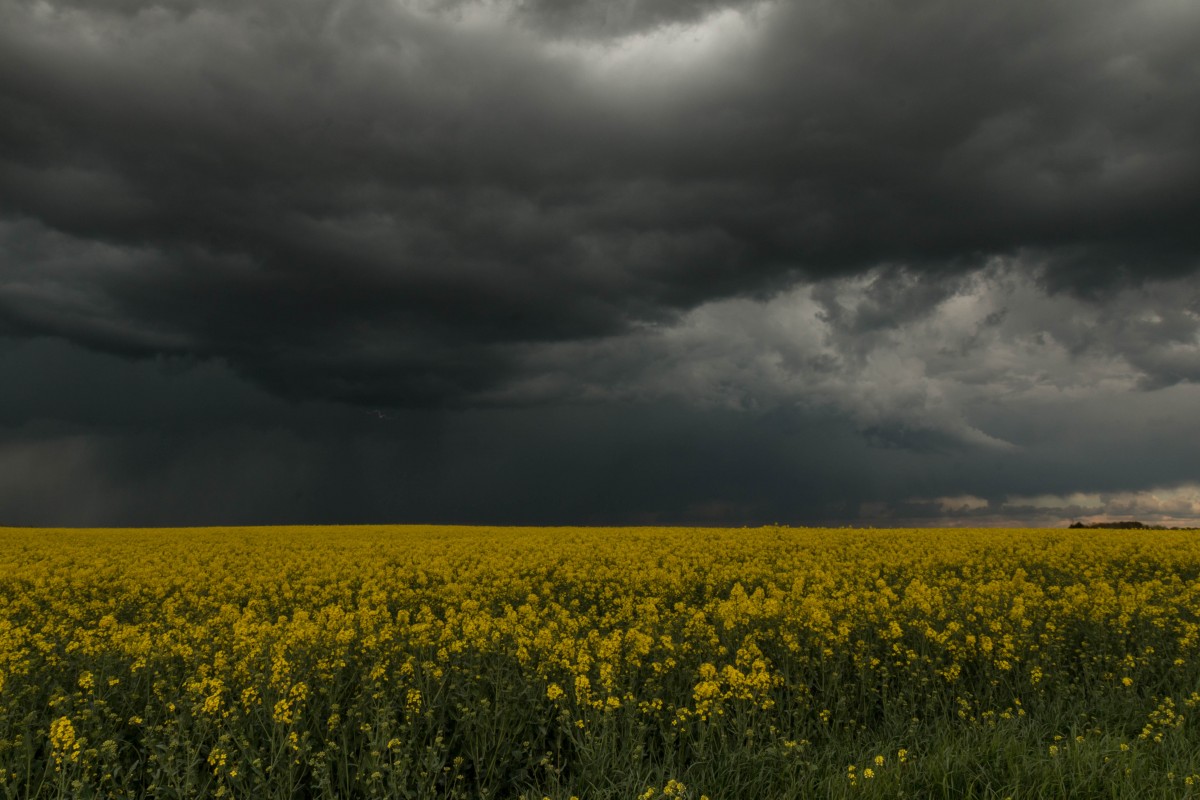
3 0 1200 407
0 336 878 526
5 0 1200 528
3 326 1199 528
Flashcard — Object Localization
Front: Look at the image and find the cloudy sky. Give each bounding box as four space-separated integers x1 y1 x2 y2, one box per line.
2 0 1199 527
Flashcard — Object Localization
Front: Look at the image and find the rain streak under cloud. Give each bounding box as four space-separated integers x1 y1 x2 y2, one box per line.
2 0 1199 526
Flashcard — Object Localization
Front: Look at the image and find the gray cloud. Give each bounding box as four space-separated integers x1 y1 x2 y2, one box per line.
432 0 771 40
0 337 881 526
488 262 1200 453
4 311 1199 527
3 0 1200 526
3 0 1200 408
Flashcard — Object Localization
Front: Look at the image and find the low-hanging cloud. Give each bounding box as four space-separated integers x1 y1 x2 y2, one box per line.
489 261 1200 451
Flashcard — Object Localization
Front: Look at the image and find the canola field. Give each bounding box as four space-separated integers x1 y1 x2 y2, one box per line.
3 526 1200 799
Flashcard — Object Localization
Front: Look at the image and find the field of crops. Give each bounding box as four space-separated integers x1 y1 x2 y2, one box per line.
3 525 1200 799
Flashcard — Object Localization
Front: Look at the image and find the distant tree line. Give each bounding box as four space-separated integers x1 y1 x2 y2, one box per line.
1068 520 1199 530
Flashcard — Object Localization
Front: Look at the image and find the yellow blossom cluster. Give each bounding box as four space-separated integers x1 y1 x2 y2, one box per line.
3 524 1200 797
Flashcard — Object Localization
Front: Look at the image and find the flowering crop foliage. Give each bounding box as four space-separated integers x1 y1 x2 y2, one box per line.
3 525 1200 799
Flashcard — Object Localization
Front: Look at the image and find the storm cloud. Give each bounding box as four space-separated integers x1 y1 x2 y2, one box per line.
2 0 1199 525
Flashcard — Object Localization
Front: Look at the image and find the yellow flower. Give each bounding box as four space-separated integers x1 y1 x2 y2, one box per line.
663 779 687 798
49 717 81 770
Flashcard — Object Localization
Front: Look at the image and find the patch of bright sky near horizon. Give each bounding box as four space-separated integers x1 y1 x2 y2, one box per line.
909 483 1200 528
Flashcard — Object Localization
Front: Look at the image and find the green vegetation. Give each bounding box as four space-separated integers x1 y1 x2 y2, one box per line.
2 525 1200 798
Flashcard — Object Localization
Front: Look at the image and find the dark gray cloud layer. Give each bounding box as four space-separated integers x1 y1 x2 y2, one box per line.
3 0 1200 525
4 334 1197 528
4 0 1199 406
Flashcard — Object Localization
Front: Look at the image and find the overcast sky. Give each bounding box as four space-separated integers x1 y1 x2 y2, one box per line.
3 0 1199 527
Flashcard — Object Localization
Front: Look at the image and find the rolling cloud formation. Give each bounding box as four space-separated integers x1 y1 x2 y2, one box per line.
1 0 1199 525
